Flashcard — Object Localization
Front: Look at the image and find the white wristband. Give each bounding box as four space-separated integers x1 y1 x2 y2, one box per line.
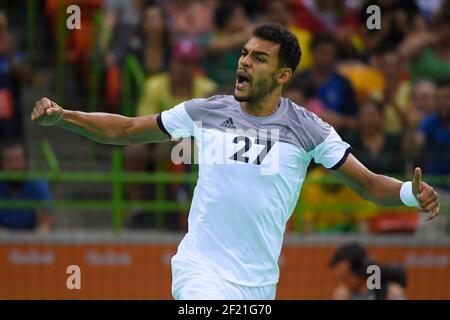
400 181 419 207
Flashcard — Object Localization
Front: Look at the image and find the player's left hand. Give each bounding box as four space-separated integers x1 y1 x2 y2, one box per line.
412 167 440 221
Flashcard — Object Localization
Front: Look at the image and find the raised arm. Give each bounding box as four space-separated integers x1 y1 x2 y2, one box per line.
31 97 169 145
332 154 439 221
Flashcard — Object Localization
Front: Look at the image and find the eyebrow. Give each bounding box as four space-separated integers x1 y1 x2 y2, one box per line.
242 47 270 56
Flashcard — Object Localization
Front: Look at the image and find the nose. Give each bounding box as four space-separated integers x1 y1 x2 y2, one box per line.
240 54 251 69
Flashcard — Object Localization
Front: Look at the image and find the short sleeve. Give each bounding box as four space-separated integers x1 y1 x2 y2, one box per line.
312 127 351 170
157 102 194 139
32 181 53 212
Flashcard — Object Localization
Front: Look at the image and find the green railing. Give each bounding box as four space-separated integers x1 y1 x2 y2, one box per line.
0 141 448 233
0 141 198 232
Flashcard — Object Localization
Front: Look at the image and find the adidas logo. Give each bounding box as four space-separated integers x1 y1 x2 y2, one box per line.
219 117 236 129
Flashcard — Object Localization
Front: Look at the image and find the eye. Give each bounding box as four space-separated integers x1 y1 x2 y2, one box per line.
241 50 247 57
256 56 265 63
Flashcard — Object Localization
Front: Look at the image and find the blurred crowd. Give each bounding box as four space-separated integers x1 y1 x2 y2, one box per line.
0 0 449 233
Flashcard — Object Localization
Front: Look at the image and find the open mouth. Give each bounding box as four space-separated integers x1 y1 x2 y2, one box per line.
236 70 251 89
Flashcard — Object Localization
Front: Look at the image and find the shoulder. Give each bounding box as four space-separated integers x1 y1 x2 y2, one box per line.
420 113 439 131
281 98 334 152
283 98 328 124
184 95 238 119
284 98 332 132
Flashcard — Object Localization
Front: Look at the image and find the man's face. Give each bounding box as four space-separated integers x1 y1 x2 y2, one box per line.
143 6 164 35
1 146 27 172
412 82 436 115
266 1 290 26
436 85 450 121
333 261 362 293
312 42 336 72
379 52 401 81
234 37 282 103
225 6 249 32
359 102 382 133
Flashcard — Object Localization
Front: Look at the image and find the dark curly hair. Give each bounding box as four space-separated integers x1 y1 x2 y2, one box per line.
252 23 301 72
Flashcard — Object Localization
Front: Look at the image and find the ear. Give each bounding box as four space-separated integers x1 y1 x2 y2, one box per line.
276 68 293 85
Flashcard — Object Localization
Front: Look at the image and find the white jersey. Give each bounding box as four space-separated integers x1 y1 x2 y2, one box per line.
157 95 350 286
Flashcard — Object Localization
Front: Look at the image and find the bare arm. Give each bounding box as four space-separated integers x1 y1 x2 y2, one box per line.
332 154 439 220
398 31 436 61
31 97 169 145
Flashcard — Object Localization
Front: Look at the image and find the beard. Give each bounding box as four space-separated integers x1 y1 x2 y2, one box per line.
234 73 278 103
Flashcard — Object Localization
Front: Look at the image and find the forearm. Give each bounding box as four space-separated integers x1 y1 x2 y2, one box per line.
57 110 139 145
334 155 404 206
363 173 403 206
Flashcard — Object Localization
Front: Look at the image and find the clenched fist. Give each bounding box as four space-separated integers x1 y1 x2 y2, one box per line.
31 97 64 126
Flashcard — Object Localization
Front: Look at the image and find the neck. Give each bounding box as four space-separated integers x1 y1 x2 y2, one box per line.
241 87 282 117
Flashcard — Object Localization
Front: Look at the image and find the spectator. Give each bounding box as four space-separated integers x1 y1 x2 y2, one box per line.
330 243 407 300
283 79 325 117
0 10 32 143
404 77 450 234
164 0 215 45
360 0 426 53
292 0 363 60
124 39 217 230
263 0 313 71
415 0 445 23
137 39 217 116
410 79 437 117
405 80 437 174
0 141 53 232
405 77 450 185
292 33 358 132
346 100 418 233
399 9 450 82
100 0 144 112
345 99 406 174
373 48 411 134
204 1 253 94
337 59 384 105
129 3 171 76
344 99 419 234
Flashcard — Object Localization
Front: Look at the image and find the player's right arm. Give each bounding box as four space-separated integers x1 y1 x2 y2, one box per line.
31 97 170 145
